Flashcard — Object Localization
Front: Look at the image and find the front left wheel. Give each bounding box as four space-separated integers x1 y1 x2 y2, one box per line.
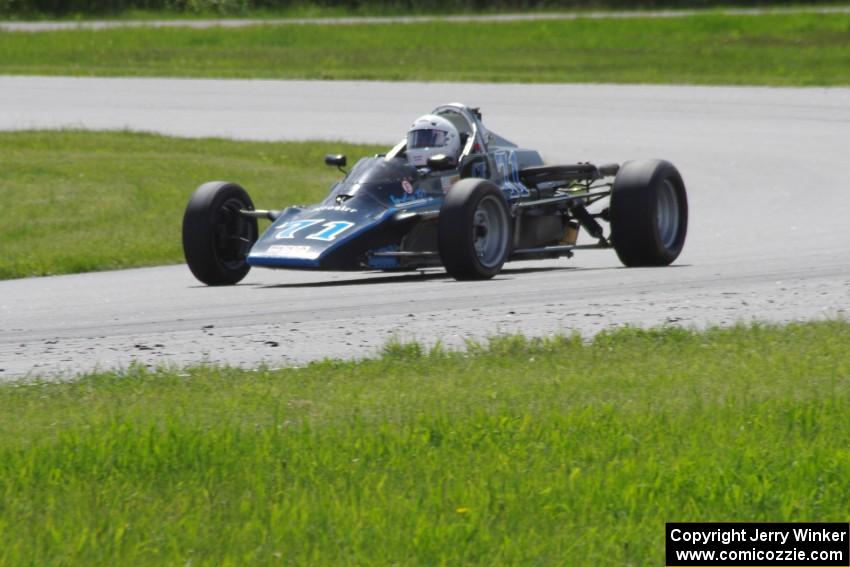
438 178 512 280
182 182 258 286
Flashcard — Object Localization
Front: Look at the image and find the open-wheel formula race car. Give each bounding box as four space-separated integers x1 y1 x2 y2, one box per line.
182 103 688 285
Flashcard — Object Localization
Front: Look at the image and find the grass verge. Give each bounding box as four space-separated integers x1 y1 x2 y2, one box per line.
1 13 850 84
0 130 381 279
1 321 849 564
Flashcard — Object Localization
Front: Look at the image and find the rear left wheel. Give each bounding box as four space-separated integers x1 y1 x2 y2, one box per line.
182 182 258 285
609 160 688 266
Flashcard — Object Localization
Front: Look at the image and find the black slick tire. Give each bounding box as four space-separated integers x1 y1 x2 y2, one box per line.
182 181 258 286
438 178 512 280
609 160 688 267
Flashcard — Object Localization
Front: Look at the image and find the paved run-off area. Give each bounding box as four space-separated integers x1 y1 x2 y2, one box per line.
1 77 848 378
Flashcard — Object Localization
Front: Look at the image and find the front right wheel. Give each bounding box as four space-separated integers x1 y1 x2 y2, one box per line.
609 160 688 266
182 181 258 286
438 178 512 280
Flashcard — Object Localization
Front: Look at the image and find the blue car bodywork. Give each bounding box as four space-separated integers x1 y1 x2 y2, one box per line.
247 103 549 272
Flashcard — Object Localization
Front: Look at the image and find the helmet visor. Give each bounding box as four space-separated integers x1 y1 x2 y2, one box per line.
407 129 448 149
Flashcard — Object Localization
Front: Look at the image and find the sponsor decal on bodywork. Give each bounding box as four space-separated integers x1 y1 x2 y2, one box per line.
266 244 315 258
390 187 432 206
312 204 359 213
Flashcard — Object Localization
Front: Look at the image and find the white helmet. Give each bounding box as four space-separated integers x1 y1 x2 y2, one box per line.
406 114 460 167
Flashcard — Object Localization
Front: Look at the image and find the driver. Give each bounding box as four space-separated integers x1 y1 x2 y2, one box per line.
406 114 461 168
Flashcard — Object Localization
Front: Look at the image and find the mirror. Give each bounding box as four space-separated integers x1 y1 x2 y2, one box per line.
427 154 457 171
324 154 347 167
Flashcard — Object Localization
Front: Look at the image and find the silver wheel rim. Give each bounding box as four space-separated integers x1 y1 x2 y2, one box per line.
472 195 509 269
656 180 680 250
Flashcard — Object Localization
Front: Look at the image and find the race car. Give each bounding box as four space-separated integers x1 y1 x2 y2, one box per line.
182 102 688 285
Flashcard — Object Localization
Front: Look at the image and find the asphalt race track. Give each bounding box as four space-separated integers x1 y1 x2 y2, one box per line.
1 77 848 379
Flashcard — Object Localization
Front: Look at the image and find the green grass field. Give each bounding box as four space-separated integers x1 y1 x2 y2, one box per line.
1 322 848 564
2 12 850 84
0 130 381 279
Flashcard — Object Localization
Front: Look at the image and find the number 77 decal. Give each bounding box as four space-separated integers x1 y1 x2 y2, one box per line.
274 219 355 241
